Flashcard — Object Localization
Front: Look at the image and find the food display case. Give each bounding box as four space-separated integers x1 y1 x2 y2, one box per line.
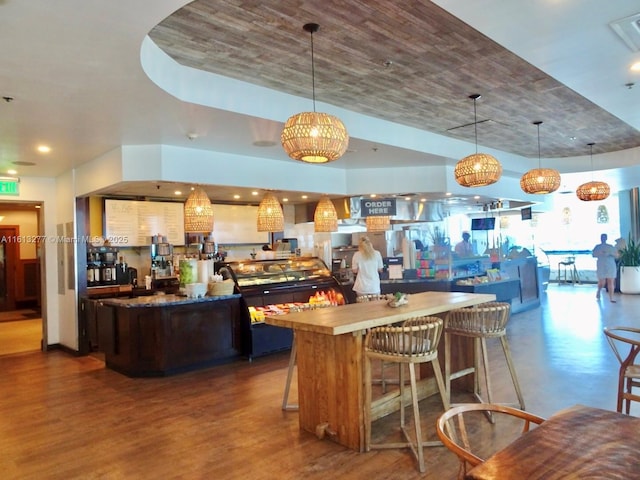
218 257 346 359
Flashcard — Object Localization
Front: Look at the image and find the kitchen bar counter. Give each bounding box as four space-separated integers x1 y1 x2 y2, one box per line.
97 293 243 377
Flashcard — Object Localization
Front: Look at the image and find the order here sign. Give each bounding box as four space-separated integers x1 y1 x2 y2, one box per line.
361 198 396 216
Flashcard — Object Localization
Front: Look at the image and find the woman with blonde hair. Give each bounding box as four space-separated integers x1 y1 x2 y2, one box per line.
352 236 384 297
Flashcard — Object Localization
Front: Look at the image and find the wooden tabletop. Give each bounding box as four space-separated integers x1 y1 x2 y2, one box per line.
465 404 640 480
265 291 496 335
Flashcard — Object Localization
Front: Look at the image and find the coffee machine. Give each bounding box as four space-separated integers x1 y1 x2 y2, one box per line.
150 242 174 279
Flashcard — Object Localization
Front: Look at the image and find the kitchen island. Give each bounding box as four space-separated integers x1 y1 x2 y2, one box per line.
266 290 495 451
97 293 242 377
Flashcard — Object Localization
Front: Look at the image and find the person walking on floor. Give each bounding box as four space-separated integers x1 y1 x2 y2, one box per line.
592 233 618 302
351 235 384 297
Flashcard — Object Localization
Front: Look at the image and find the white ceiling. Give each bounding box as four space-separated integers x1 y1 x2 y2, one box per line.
0 0 639 209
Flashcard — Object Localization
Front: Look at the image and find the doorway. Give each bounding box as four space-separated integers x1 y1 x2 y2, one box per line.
0 203 45 355
0 226 18 311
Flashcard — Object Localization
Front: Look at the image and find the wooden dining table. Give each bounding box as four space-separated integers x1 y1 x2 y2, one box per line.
465 404 640 479
265 290 495 451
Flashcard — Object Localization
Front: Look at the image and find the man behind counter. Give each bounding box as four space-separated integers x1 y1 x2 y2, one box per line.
454 231 474 257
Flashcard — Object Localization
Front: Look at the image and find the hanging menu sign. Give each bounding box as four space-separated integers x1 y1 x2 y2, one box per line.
360 198 397 216
104 199 185 246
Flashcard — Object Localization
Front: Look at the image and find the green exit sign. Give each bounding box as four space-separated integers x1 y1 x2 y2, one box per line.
0 179 19 195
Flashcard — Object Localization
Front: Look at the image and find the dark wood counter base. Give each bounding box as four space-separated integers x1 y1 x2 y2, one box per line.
97 294 243 377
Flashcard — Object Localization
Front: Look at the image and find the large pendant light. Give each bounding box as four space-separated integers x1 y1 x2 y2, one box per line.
366 215 391 232
454 94 502 187
576 143 610 201
313 196 338 232
256 192 284 232
281 23 349 164
184 186 214 233
520 121 561 194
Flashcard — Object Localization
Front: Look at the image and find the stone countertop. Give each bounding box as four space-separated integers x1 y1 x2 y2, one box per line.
100 293 241 308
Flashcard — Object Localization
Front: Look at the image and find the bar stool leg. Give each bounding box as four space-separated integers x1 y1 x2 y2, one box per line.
281 334 298 411
478 337 495 423
407 363 425 473
364 353 373 451
500 336 526 410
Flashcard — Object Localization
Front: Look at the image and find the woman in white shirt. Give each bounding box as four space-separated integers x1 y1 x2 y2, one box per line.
351 236 384 296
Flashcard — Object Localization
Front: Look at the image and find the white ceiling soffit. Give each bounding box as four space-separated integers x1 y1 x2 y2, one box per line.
610 12 640 52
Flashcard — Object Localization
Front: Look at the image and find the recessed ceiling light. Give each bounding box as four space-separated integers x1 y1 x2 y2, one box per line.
631 61 640 72
301 195 308 199
37 145 51 153
282 198 289 202
445 192 452 196
252 140 276 147
474 195 480 200
174 190 182 195
420 198 426 202
370 193 377 198
251 191 259 196
233 194 240 200
7 169 17 175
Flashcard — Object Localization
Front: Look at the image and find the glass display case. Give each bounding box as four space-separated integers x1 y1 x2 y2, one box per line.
218 257 345 359
220 257 332 289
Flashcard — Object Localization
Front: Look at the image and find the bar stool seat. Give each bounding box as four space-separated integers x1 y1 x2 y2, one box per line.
364 316 449 473
558 256 580 284
444 302 525 423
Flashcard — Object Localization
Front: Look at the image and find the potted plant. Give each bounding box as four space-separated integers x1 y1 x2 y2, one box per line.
618 235 640 294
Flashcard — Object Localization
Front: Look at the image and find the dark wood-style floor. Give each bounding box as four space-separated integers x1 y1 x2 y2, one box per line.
1 284 638 479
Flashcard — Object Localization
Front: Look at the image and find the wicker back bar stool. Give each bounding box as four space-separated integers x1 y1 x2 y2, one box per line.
364 316 449 473
444 302 525 422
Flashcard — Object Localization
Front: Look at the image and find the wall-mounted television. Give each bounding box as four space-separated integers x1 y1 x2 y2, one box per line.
521 207 532 220
471 217 496 231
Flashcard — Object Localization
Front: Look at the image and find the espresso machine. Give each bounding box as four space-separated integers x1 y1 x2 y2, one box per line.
150 242 174 279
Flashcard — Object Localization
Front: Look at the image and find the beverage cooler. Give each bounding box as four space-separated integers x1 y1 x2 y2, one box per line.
218 257 346 360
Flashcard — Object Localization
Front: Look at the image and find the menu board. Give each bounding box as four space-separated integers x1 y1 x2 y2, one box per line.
104 199 185 246
212 204 269 245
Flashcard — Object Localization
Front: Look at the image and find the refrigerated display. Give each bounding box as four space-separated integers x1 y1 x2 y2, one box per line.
218 257 346 359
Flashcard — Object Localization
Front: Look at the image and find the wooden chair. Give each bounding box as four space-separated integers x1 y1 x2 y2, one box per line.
436 403 546 479
603 326 640 414
444 302 525 422
364 316 449 473
357 294 398 392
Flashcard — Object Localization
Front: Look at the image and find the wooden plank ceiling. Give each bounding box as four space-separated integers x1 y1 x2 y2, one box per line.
149 0 640 159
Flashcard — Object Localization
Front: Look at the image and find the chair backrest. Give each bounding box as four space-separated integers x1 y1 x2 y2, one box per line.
603 326 640 368
356 294 388 303
365 316 443 360
436 403 546 479
445 302 511 336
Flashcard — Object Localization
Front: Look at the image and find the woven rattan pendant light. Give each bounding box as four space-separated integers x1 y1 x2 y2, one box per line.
366 216 391 232
520 121 561 194
184 186 214 233
576 143 610 201
454 94 502 187
256 192 284 232
281 23 349 164
313 196 338 232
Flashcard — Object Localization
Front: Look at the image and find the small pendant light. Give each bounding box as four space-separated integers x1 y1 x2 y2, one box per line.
184 186 214 233
454 94 502 187
257 192 284 232
313 196 338 232
576 143 610 201
520 121 561 194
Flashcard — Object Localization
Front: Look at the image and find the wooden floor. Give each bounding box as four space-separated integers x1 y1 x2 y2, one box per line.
1 284 638 479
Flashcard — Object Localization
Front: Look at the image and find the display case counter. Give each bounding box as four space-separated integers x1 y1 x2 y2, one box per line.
219 257 346 359
96 294 243 377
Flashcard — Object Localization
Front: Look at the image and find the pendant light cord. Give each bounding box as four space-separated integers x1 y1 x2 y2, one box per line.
537 122 541 169
473 97 478 154
309 27 316 112
589 142 595 181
